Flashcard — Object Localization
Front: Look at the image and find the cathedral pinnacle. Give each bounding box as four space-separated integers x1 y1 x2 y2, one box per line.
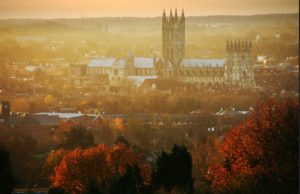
174 9 178 22
169 9 173 23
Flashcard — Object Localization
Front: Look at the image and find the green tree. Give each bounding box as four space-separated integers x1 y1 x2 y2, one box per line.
48 187 65 194
84 178 104 194
0 145 14 194
63 126 95 149
152 144 194 194
110 165 145 194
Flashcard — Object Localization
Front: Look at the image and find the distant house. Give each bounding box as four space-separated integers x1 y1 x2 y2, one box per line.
215 108 250 128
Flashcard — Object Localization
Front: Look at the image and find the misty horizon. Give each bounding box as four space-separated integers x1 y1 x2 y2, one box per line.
0 0 298 19
0 12 298 20
0 0 298 193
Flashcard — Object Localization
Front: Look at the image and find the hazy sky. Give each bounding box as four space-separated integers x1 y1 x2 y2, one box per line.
0 0 298 18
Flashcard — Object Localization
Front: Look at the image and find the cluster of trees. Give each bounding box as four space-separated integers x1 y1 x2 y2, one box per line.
90 90 277 113
45 143 194 194
0 126 43 188
0 98 298 193
3 89 263 114
255 69 299 94
48 143 151 194
206 99 298 194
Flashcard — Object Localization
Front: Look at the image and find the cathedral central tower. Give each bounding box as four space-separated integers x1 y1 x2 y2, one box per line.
162 9 185 71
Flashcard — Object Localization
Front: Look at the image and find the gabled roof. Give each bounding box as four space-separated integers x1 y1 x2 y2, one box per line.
88 58 126 68
19 114 61 126
134 57 154 68
182 59 225 68
115 59 126 68
34 112 84 119
88 58 116 67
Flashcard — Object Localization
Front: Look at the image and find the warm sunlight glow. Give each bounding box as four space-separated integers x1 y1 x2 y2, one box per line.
0 0 298 18
0 0 298 193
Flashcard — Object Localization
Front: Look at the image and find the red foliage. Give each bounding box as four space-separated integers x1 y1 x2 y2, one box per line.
43 149 69 184
51 143 151 194
207 99 298 193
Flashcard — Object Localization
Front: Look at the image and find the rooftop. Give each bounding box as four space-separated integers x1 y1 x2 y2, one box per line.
182 58 225 68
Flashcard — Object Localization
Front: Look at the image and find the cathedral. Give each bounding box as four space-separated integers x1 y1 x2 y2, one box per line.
85 9 255 88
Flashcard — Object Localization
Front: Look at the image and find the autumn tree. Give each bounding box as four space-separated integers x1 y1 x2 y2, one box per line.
192 136 219 193
51 122 73 146
51 143 151 194
42 149 69 185
207 99 298 194
62 125 95 150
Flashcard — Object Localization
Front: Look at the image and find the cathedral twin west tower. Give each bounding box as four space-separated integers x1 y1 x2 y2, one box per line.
86 9 255 88
160 9 255 88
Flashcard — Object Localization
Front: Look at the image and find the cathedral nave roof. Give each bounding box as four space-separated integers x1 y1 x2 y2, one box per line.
182 59 225 68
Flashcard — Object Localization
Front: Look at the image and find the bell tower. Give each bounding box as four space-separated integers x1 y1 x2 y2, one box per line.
162 9 185 75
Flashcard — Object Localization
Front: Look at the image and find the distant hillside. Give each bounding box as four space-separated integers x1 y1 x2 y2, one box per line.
0 13 298 28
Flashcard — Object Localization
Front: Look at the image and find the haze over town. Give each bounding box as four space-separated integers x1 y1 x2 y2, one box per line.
0 0 298 194
0 0 298 18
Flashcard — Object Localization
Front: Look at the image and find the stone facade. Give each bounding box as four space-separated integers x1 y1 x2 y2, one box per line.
84 10 255 88
162 9 185 71
225 40 255 87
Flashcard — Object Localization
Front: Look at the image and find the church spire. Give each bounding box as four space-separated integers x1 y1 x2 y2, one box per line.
174 9 178 22
162 9 167 24
169 9 173 23
180 9 185 23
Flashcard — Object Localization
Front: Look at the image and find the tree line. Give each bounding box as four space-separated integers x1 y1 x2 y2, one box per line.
0 98 298 194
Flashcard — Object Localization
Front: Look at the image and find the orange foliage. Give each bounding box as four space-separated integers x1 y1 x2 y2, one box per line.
51 122 73 145
206 99 298 193
43 149 69 184
113 117 124 131
51 143 151 194
11 98 30 112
